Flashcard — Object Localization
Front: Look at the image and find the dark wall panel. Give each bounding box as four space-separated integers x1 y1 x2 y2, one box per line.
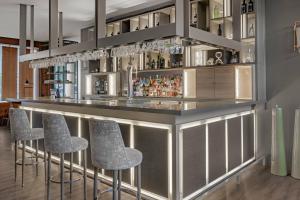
134 126 169 198
228 117 242 171
182 125 206 197
208 121 226 182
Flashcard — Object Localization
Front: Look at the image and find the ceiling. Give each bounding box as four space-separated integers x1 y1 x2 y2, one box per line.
0 0 171 42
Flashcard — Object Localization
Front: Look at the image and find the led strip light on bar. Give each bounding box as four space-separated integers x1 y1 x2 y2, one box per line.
178 110 256 200
20 106 172 200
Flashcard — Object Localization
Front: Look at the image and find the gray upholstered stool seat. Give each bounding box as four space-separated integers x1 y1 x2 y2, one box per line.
69 137 88 153
43 113 87 200
89 119 143 200
9 108 46 187
92 147 142 171
23 128 44 141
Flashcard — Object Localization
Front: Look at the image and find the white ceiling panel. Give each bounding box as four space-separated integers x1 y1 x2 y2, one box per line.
0 0 171 42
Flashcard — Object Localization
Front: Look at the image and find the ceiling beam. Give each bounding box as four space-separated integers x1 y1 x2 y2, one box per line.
96 0 106 44
30 5 34 53
59 12 63 47
19 4 27 56
49 0 59 49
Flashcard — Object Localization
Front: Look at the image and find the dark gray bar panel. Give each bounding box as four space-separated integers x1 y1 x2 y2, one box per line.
227 117 242 171
182 125 206 198
134 126 168 198
243 114 254 162
208 121 226 182
32 112 43 128
64 116 79 164
103 123 131 184
31 112 44 151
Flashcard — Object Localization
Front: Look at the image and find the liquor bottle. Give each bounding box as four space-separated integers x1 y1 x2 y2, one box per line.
55 88 60 98
160 56 165 69
218 24 222 36
151 59 156 69
248 0 254 12
241 0 247 14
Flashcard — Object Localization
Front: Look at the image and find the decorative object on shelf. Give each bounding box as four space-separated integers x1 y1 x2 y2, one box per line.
207 58 215 65
248 0 254 12
136 27 139 31
213 5 220 19
218 24 222 36
145 25 148 29
248 23 255 37
192 6 198 25
241 0 247 14
294 21 300 53
292 109 300 179
271 105 287 177
230 51 239 64
215 51 224 65
246 48 255 62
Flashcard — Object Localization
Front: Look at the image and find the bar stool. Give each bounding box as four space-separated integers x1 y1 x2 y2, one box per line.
42 113 88 200
9 108 46 187
89 119 143 200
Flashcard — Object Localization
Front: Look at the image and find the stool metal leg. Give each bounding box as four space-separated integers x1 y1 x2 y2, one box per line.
60 154 64 200
83 150 87 200
22 141 25 187
36 140 39 176
136 165 141 200
44 141 47 184
47 153 52 200
113 170 118 200
118 170 122 200
70 152 73 193
93 167 98 200
14 140 17 182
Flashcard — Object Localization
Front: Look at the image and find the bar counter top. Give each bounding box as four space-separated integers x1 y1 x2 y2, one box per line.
14 97 256 116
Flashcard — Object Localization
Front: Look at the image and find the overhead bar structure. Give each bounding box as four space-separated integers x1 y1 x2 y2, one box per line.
49 0 59 49
30 5 35 53
19 4 27 56
59 12 63 47
20 0 242 61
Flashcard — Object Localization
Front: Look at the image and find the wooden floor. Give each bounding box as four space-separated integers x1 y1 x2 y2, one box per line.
0 127 300 200
0 127 135 200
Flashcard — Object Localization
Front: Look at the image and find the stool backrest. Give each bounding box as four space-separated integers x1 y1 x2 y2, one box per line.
89 119 129 170
9 108 31 141
42 113 72 153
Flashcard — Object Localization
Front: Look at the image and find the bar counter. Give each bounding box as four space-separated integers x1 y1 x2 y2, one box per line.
17 98 256 200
